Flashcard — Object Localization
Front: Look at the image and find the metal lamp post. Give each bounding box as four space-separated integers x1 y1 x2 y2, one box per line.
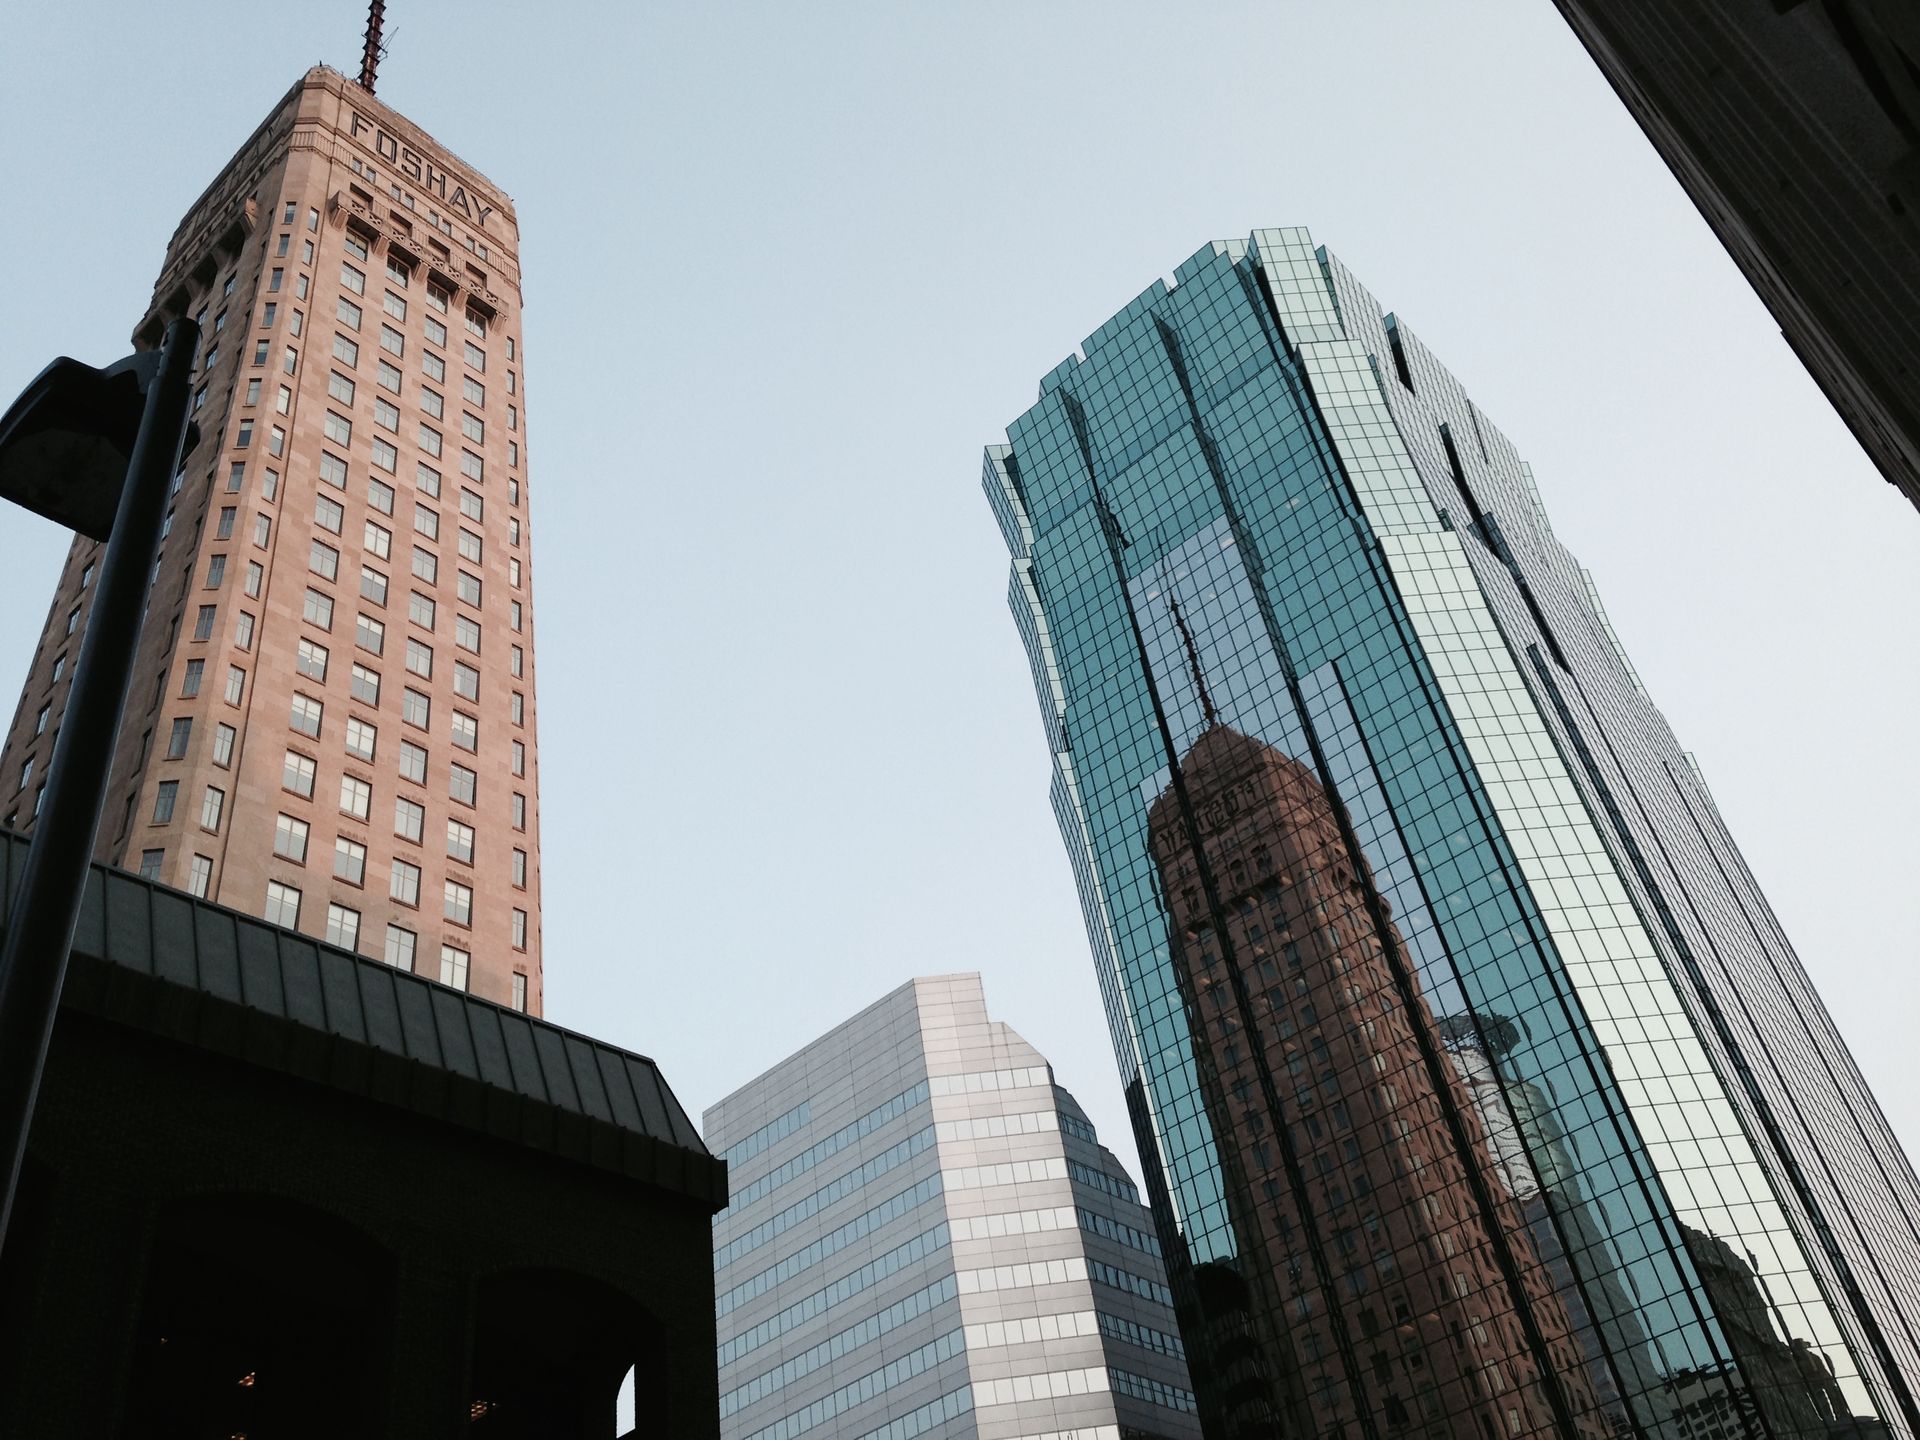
0 317 199 1252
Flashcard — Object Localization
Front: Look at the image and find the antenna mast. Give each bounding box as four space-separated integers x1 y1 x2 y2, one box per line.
358 0 387 94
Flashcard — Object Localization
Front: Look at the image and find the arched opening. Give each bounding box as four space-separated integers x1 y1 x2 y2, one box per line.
122 1193 394 1436
468 1268 659 1439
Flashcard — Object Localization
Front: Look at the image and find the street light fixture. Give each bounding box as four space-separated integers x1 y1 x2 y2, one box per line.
0 318 200 1252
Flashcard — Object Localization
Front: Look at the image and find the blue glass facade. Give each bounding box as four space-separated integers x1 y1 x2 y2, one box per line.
985 228 1919 1439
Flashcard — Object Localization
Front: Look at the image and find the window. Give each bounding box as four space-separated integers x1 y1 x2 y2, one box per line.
422 350 446 382
189 854 213 898
343 228 368 260
411 550 439 589
453 661 480 701
511 739 526 777
414 504 440 539
374 396 400 431
416 462 441 496
234 611 255 650
324 411 352 445
325 903 361 952
511 972 527 1011
153 780 178 823
380 325 405 358
339 773 372 821
297 638 329 681
418 423 442 457
447 818 475 864
15 756 35 795
465 309 487 339
458 528 482 563
200 786 225 832
510 602 523 633
166 716 193 759
213 724 236 768
508 558 522 588
253 339 270 366
365 519 392 559
399 740 428 784
456 571 481 606
425 316 449 348
290 692 323 737
403 688 430 729
246 561 265 598
253 513 271 547
261 304 277 329
360 566 389 605
451 712 478 752
507 404 517 432
464 341 486 372
444 879 473 926
368 477 396 515
386 255 410 287
282 750 316 798
512 848 527 888
511 910 528 951
265 880 302 929
511 645 524 678
439 944 469 991
508 478 520 506
454 616 481 654
427 285 450 314
461 413 484 444
420 386 444 419
409 591 436 629
337 297 362 330
309 539 339 580
395 796 425 844
269 424 287 454
333 333 359 367
405 638 433 679
206 554 227 588
463 376 485 406
371 437 398 473
460 450 484 484
34 704 49 737
340 262 366 295
450 763 477 806
291 304 305 330
334 837 367 886
511 792 527 830
390 857 422 905
316 493 345 532
224 665 245 704
215 506 237 540
274 813 310 863
459 487 484 522
263 467 281 502
385 924 417 972
350 663 381 705
377 358 403 393
346 716 377 761
181 659 204 697
328 370 356 405
193 604 217 641
320 451 348 489
383 291 407 322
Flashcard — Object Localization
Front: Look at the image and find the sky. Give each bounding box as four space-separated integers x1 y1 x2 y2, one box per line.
3 1 1916 1197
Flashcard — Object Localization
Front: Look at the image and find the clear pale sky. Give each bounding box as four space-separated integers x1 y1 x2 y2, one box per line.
3 2 1915 1193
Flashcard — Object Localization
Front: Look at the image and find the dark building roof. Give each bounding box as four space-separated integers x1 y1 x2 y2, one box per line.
2 829 725 1209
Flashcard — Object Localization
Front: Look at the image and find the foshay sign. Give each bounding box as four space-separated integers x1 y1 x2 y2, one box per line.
347 110 495 230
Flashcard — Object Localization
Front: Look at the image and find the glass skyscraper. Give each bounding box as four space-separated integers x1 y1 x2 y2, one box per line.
982 227 1919 1439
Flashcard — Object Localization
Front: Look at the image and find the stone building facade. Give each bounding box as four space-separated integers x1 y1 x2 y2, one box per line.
0 66 542 1011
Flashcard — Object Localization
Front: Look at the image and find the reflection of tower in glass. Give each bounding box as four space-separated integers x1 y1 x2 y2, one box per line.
1439 1015 1668 1437
1146 713 1610 1439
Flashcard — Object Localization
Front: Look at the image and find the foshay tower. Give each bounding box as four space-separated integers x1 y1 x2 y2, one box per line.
0 65 542 1012
1145 693 1607 1438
